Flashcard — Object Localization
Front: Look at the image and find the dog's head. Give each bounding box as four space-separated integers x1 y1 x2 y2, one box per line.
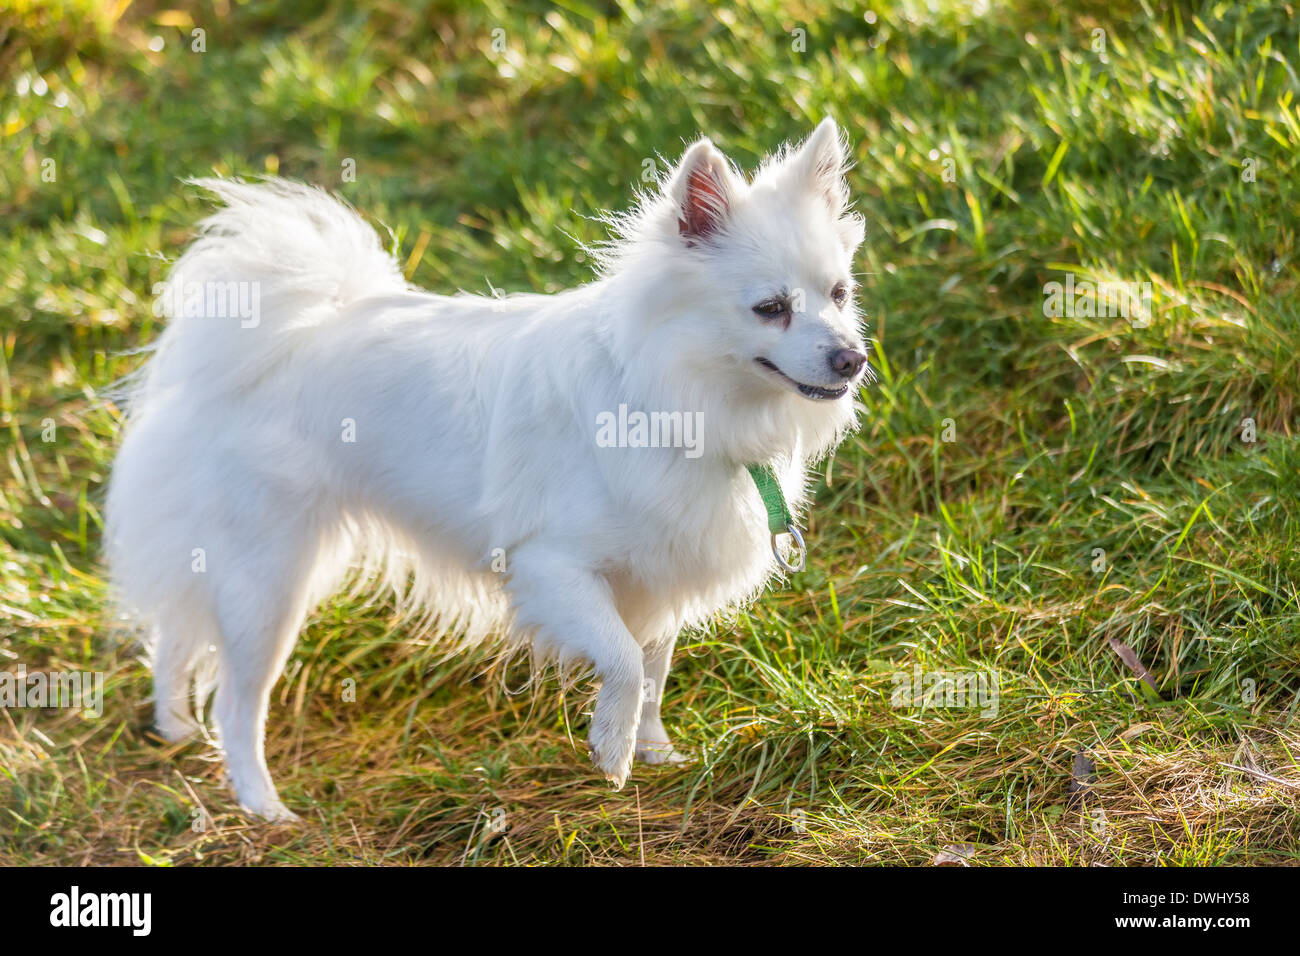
604 119 867 460
668 118 867 402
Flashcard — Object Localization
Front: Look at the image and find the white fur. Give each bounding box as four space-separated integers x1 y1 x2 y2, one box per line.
105 118 868 820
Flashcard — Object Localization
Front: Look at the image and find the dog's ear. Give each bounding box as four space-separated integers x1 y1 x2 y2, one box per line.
791 118 863 250
667 139 738 242
790 117 852 214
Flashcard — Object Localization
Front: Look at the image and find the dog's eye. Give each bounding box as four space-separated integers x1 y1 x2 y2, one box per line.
831 283 850 307
752 298 787 319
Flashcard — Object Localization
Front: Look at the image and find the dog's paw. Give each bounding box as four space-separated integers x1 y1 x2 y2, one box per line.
589 739 635 789
153 707 202 745
635 739 693 766
242 799 302 824
231 779 302 824
588 716 637 790
633 715 691 766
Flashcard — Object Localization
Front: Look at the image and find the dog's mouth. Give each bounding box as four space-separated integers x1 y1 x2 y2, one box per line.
754 358 851 401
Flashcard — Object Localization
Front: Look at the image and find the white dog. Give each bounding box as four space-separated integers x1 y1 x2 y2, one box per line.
105 119 869 820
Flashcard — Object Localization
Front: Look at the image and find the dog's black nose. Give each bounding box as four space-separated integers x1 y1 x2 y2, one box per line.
829 348 867 379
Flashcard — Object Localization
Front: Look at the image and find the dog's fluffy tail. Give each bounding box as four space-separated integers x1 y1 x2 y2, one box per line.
107 179 408 742
130 177 408 408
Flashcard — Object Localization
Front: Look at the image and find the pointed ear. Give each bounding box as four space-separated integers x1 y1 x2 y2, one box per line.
667 139 739 242
837 212 866 253
791 117 852 212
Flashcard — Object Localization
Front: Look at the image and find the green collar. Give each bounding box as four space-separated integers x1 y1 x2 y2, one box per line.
746 463 806 572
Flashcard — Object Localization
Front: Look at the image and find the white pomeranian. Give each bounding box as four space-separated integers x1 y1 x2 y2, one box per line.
105 119 869 820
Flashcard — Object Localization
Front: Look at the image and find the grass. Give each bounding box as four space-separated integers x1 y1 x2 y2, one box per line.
2 0 1299 865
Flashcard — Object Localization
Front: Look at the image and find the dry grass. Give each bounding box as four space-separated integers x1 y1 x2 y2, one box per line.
3 0 1299 865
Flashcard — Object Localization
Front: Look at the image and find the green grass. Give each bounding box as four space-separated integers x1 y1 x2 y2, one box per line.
3 0 1299 865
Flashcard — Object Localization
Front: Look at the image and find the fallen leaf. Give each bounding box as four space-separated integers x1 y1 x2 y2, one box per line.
1067 749 1096 809
1107 637 1159 692
1120 722 1156 740
933 844 976 866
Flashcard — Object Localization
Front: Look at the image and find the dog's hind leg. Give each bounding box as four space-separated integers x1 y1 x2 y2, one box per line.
635 634 690 765
151 603 217 743
209 535 321 822
506 544 644 789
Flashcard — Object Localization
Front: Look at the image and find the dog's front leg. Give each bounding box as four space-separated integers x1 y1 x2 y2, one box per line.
507 545 643 788
636 636 689 765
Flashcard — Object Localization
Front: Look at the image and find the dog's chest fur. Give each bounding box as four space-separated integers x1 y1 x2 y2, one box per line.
601 453 806 640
